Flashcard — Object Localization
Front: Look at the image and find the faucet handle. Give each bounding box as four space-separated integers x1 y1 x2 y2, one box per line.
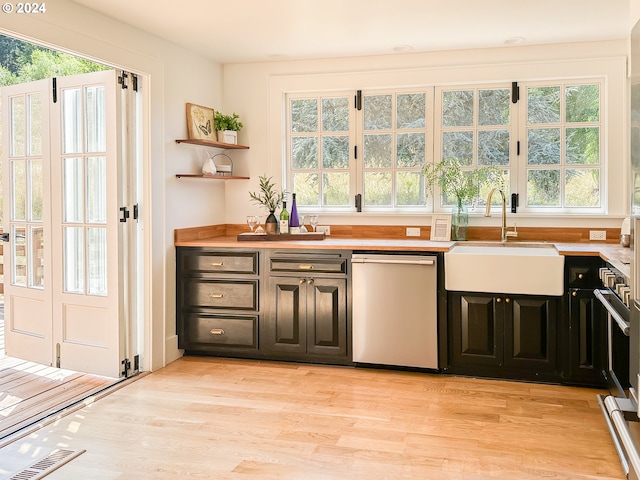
506 223 518 238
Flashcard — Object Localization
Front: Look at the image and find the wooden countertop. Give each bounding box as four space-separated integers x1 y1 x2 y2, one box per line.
175 234 631 277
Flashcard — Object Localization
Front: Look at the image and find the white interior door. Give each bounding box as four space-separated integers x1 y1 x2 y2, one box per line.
2 70 126 378
2 79 53 366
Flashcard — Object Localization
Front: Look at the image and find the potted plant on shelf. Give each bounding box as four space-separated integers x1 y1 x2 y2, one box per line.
422 159 501 240
248 175 285 234
214 111 243 144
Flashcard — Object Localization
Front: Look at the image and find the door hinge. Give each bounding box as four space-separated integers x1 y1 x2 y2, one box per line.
118 71 129 89
355 193 362 212
121 358 131 377
56 343 61 368
133 203 139 221
119 206 130 222
52 77 57 103
355 90 362 110
132 73 138 92
354 145 358 160
511 81 519 103
517 140 520 156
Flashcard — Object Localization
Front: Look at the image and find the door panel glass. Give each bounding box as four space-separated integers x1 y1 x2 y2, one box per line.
29 159 43 222
64 226 84 294
12 226 27 287
28 93 42 156
29 226 44 288
85 86 106 153
11 159 26 221
86 156 106 224
364 172 392 206
291 98 317 132
10 96 25 157
322 172 349 206
62 88 82 154
87 227 107 296
63 157 83 223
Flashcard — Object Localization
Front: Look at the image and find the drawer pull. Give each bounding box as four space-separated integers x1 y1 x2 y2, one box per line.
211 261 224 266
210 328 225 336
578 273 584 280
210 293 224 298
298 264 314 270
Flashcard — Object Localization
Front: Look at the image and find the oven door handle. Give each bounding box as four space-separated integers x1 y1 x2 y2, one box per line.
594 289 630 336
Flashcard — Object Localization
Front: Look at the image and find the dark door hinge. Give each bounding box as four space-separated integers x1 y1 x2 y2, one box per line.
517 140 520 156
118 71 129 89
121 358 131 377
132 74 138 92
355 90 362 110
354 145 358 160
511 193 519 213
119 206 130 222
355 193 362 212
133 204 139 220
52 77 57 103
511 81 519 103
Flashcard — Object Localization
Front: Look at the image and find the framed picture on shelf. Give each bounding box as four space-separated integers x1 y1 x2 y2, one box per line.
186 103 215 141
430 214 452 241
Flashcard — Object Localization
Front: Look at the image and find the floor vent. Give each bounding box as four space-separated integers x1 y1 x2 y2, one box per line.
8 448 85 479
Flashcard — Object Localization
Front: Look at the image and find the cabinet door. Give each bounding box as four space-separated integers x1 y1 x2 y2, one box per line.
567 289 606 386
306 278 347 356
266 276 307 353
449 293 503 367
503 296 559 374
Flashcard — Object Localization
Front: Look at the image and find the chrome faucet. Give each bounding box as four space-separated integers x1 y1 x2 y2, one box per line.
485 188 518 242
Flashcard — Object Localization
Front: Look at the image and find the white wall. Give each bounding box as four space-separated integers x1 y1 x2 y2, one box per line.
224 40 628 229
0 0 224 369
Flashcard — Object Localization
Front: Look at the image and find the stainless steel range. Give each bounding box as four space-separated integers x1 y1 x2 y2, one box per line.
596 262 640 479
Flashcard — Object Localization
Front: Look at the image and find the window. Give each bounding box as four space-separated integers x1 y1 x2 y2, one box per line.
285 78 604 214
520 82 602 212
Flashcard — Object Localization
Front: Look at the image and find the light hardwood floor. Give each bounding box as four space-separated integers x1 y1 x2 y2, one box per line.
0 356 626 479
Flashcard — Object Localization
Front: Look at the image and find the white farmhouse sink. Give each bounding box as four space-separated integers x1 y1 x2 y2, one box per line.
444 243 565 296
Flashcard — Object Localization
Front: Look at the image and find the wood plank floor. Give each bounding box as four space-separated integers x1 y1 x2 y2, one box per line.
0 305 119 441
0 356 626 479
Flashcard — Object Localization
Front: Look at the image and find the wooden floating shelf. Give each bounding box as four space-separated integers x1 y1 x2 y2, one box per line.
175 174 250 180
175 139 249 149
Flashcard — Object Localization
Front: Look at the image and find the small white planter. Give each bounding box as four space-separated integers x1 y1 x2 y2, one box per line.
217 130 238 144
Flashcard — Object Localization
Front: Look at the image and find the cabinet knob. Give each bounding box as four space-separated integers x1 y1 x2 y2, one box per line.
496 297 502 303
210 328 225 335
572 291 577 297
307 279 314 285
505 297 510 303
299 279 305 284
578 273 584 280
210 293 224 298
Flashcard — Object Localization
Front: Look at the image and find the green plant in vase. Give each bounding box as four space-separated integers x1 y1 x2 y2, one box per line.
214 111 243 144
248 175 285 234
422 159 501 240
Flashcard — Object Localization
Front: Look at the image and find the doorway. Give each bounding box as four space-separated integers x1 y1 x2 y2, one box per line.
0 37 145 438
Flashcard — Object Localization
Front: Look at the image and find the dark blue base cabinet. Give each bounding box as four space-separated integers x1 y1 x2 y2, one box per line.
445 292 564 383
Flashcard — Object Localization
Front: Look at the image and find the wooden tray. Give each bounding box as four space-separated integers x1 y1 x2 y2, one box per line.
237 232 325 241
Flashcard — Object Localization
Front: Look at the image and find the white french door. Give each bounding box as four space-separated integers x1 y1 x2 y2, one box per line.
2 70 129 378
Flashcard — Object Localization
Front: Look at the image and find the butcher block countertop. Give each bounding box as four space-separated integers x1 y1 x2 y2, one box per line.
175 227 631 278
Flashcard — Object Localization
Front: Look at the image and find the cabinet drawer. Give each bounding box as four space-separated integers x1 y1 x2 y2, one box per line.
183 314 257 349
269 257 347 275
181 251 258 275
183 279 258 310
566 257 604 288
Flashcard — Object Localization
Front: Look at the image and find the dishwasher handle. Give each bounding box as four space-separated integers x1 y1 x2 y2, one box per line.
351 257 435 266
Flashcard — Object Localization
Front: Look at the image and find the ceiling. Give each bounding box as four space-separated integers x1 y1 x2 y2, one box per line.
71 0 631 64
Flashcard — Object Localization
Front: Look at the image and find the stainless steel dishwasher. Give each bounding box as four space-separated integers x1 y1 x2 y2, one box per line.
351 253 438 369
